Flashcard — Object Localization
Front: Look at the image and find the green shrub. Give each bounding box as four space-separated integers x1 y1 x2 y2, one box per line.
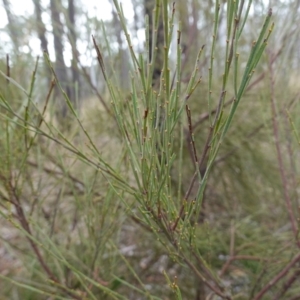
1 1 300 299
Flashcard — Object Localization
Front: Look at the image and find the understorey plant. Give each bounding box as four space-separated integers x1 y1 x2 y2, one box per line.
2 0 300 299
90 0 274 299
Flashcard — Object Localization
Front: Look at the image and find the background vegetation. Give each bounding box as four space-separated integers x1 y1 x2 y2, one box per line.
0 0 300 299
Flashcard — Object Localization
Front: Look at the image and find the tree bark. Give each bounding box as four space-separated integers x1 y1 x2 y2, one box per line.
2 0 20 52
67 0 80 103
50 0 70 118
111 7 130 90
144 0 164 85
32 0 49 53
32 0 52 86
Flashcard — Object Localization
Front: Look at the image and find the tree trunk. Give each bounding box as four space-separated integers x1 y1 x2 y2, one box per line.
50 0 69 118
67 0 80 104
2 0 20 53
111 7 130 90
32 0 49 53
144 0 164 86
32 0 51 86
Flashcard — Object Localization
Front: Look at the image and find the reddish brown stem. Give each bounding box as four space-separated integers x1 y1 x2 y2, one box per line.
253 252 300 300
6 177 82 300
268 53 299 246
273 268 300 299
186 104 199 164
182 254 231 300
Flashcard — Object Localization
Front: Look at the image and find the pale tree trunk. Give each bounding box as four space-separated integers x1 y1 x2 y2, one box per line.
177 0 201 75
2 0 20 53
32 0 51 86
111 7 130 90
67 0 80 104
32 0 49 53
144 0 164 85
50 0 70 118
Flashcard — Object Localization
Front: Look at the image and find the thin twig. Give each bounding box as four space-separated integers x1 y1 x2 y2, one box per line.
273 268 300 299
182 254 231 300
37 79 55 128
268 52 299 246
6 54 10 84
173 89 226 231
253 252 300 300
5 176 82 299
219 255 268 277
193 47 283 130
186 104 198 165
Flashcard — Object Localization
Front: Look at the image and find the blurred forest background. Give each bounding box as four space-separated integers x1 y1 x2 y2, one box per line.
1 0 300 299
2 0 298 111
